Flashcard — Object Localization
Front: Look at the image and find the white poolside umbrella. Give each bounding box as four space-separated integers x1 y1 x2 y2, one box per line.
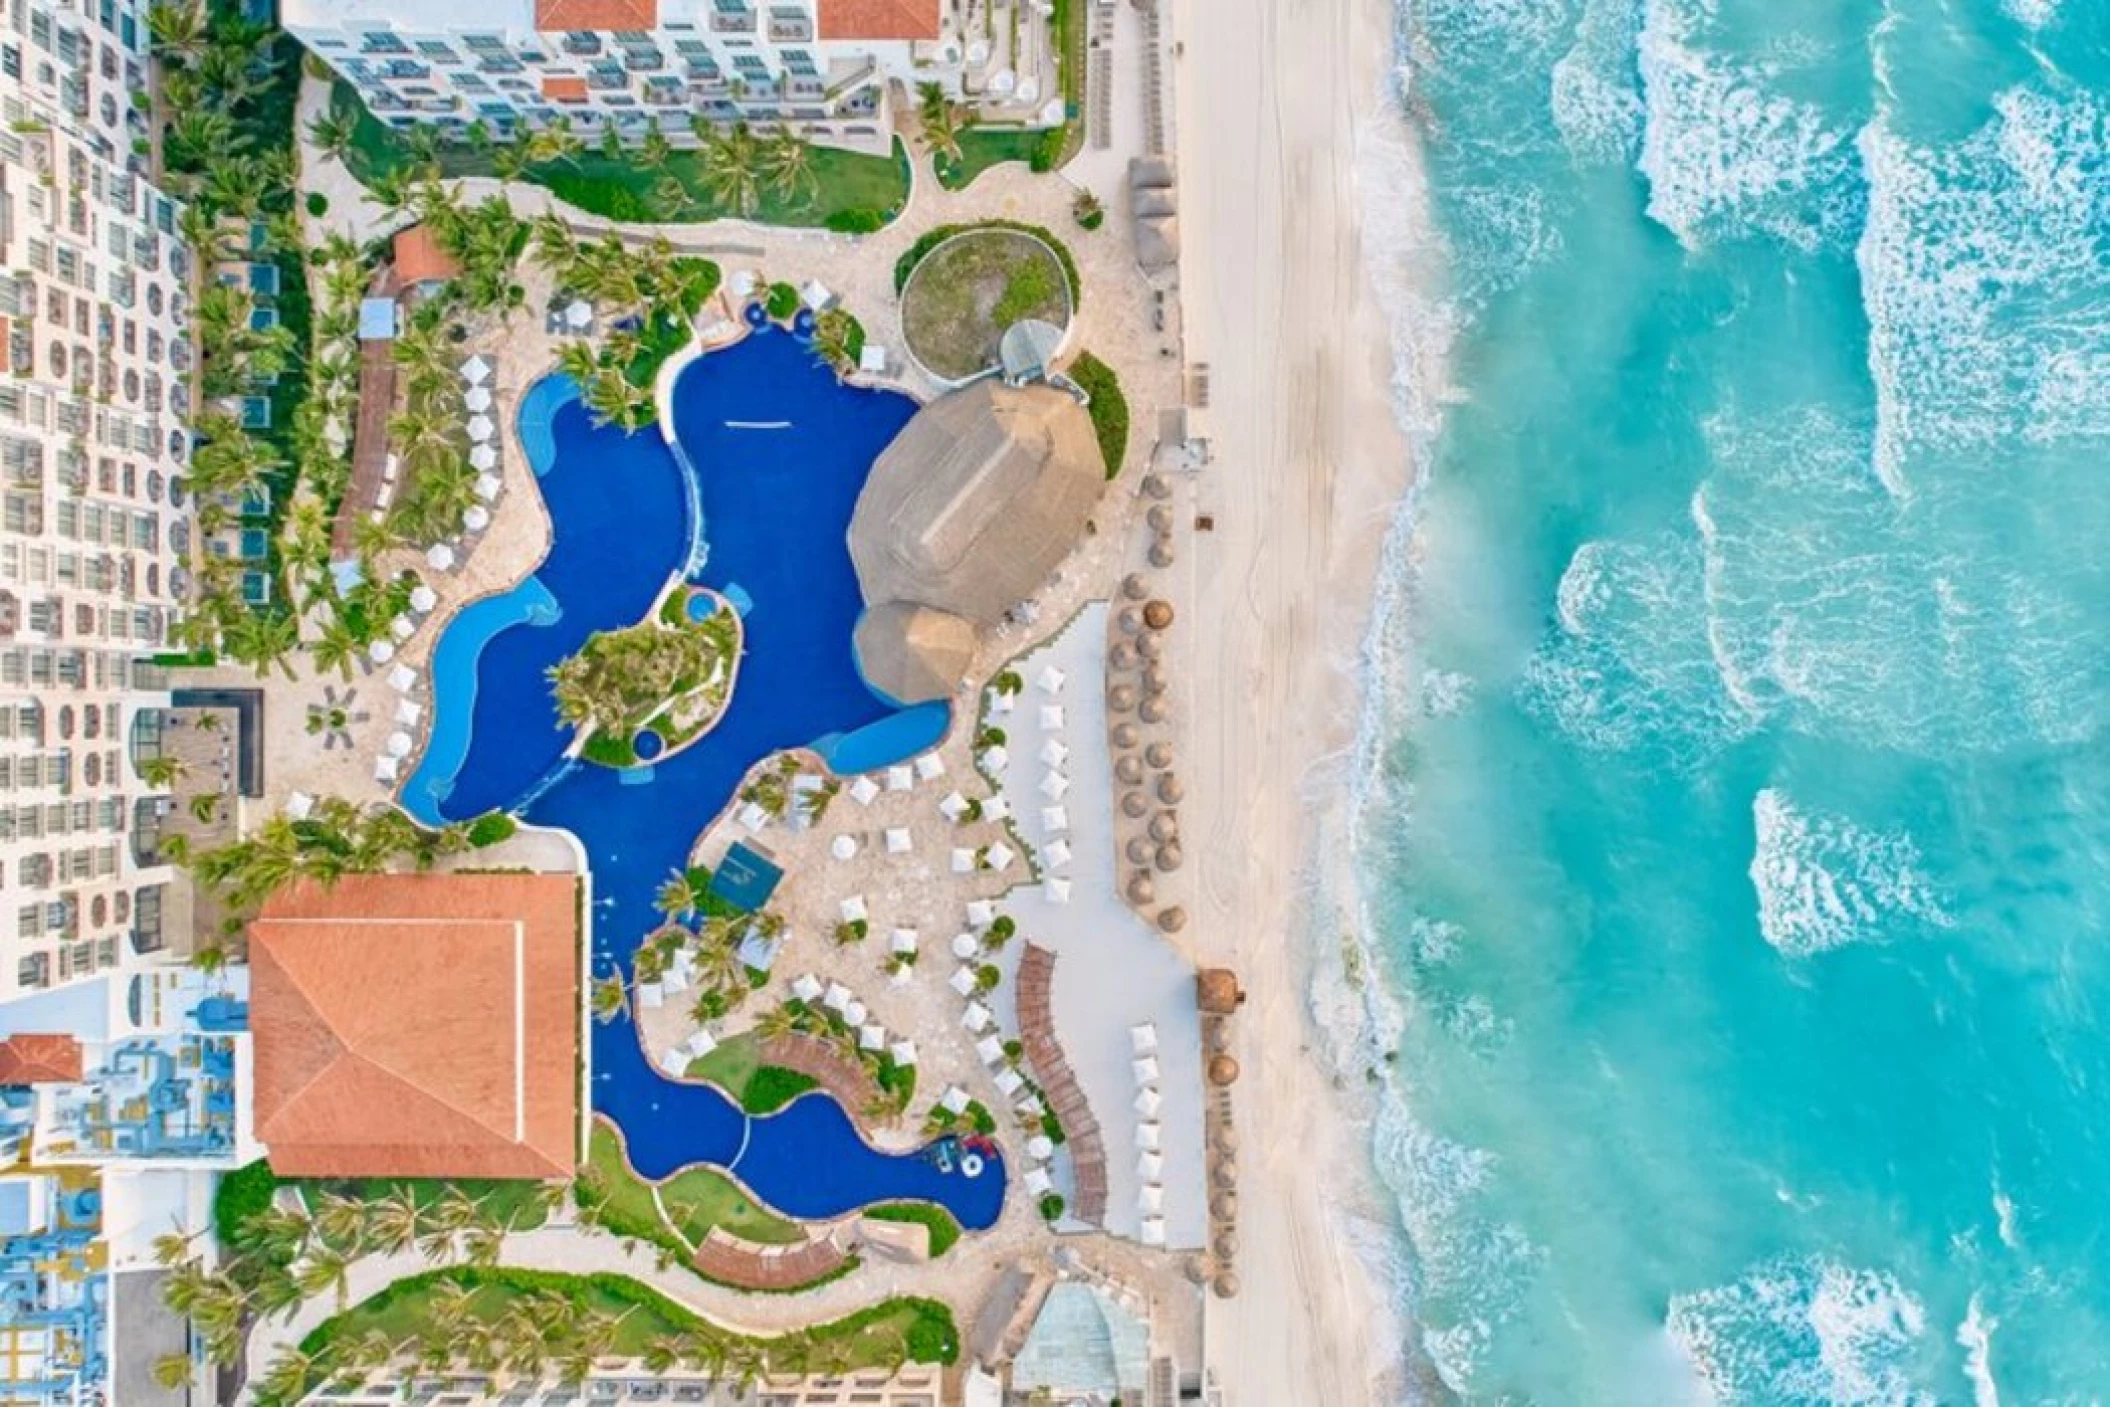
830 834 857 861
1040 806 1069 834
469 443 498 471
1133 1056 1160 1085
939 790 968 821
286 791 314 820
965 900 996 929
409 584 438 613
467 415 496 443
474 472 503 502
890 928 918 955
464 385 494 414
387 663 419 693
1043 878 1071 905
940 1086 970 1114
1137 1151 1164 1180
1138 1184 1164 1214
975 1035 1005 1065
389 615 415 642
859 1024 885 1051
984 798 1011 822
823 982 851 1012
995 1068 1024 1096
885 827 912 854
962 1002 992 1032
1039 739 1069 767
464 504 491 532
1137 1122 1162 1152
461 354 492 385
367 638 395 664
1039 771 1069 800
791 973 823 1002
425 543 456 570
891 1040 917 1067
980 745 1009 771
848 775 880 805
915 752 946 781
987 842 1015 871
1131 1023 1159 1055
1134 1088 1161 1118
394 699 423 727
1040 705 1066 730
385 730 413 758
1140 1217 1167 1247
949 966 978 996
843 999 867 1026
951 848 975 874
886 764 914 791
839 894 868 923
1044 839 1073 868
373 756 400 783
1027 1134 1054 1161
952 933 980 959
1024 1168 1054 1197
565 299 592 329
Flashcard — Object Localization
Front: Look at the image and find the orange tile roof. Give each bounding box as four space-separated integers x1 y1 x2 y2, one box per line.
534 0 658 31
0 1033 83 1084
391 224 460 287
250 873 581 1180
541 75 590 102
818 0 940 40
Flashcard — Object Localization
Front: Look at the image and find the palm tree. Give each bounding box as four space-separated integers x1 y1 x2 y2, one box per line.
147 0 208 60
700 122 764 218
223 608 300 681
428 1276 478 1336
135 753 187 789
761 125 817 204
755 1004 800 1042
307 108 358 164
642 1336 684 1373
591 973 629 1024
165 107 243 174
191 943 227 974
295 1246 352 1308
256 1348 317 1406
917 81 965 165
555 340 601 389
366 1184 423 1255
151 1227 198 1267
311 1191 368 1251
149 1353 194 1391
810 307 857 374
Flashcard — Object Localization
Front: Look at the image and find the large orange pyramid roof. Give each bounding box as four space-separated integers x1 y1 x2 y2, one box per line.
250 873 580 1179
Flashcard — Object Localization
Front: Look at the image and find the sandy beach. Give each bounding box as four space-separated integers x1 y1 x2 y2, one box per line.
1172 0 1429 1398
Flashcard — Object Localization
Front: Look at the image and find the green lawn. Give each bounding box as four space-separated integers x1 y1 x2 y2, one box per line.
1068 350 1130 477
299 1268 959 1375
684 1033 818 1114
862 1202 962 1258
933 127 1054 191
659 1166 805 1248
900 229 1072 379
335 83 910 228
579 1123 689 1263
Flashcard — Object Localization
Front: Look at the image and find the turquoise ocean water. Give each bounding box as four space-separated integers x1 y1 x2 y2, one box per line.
1353 0 2110 1399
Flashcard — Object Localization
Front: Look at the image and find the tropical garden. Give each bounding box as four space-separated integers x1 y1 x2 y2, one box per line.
549 590 741 767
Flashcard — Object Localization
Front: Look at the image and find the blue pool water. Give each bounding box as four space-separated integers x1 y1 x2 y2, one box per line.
1349 0 2110 1398
410 334 1002 1230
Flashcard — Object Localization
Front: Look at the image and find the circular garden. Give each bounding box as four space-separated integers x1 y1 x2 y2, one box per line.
899 227 1074 382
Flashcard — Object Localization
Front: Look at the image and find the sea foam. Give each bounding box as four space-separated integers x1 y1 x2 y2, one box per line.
1748 789 1951 958
1666 1256 1933 1405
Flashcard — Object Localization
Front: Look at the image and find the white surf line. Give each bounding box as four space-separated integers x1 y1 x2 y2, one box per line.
723 420 792 430
726 1113 754 1171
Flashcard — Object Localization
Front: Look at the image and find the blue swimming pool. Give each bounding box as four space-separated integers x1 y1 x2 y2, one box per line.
407 333 1001 1230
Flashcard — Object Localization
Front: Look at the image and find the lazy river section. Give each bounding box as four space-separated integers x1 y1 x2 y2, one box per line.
399 330 998 1229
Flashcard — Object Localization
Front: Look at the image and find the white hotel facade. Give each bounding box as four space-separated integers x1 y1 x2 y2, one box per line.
0 0 193 1005
286 0 1065 156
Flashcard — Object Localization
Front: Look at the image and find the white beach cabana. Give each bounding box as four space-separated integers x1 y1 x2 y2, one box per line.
823 982 852 1013
286 791 314 820
394 699 424 727
940 1086 970 1115
385 731 413 758
885 827 912 854
1137 1151 1163 1180
984 798 1011 822
1024 1168 1055 1197
987 842 1016 871
1040 806 1069 834
891 1040 917 1067
995 1069 1025 1096
838 895 868 924
1037 665 1066 694
1044 839 1072 868
962 1002 993 1032
843 999 868 1026
388 663 419 692
1131 1023 1159 1055
975 1035 1006 1065
467 414 495 442
1137 1122 1162 1152
1138 1184 1164 1214
1043 878 1071 905
1038 739 1069 767
1027 1134 1055 1161
792 973 823 1002
1141 1217 1167 1247
890 928 919 956
373 757 399 783
859 1024 886 1051
831 834 858 861
1134 1088 1162 1118
886 764 914 791
1133 1057 1160 1085
949 966 978 996
409 584 438 613
425 543 456 570
939 791 969 821
1039 772 1070 800
951 848 976 874
461 354 493 385
981 745 1009 771
966 900 996 929
915 753 946 781
1039 705 1066 730
849 775 880 805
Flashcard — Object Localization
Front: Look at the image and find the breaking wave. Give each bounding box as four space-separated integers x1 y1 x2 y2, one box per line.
1748 789 1952 958
1667 1256 1934 1405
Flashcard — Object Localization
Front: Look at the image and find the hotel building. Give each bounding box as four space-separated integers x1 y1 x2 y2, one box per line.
284 0 1065 156
0 0 195 1004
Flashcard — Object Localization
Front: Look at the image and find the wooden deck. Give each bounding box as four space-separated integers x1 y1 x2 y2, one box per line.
759 1030 886 1115
691 1226 847 1291
1016 942 1107 1224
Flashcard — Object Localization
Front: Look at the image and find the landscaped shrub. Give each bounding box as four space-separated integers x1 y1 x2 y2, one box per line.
466 812 517 847
742 1066 818 1114
1068 351 1129 477
825 207 889 233
893 220 1081 303
305 191 328 217
213 1159 278 1246
904 1309 961 1365
864 1202 962 1257
1038 1192 1065 1222
1029 127 1066 173
765 281 801 320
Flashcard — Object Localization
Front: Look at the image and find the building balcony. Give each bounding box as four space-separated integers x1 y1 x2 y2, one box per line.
711 10 756 33
768 17 813 41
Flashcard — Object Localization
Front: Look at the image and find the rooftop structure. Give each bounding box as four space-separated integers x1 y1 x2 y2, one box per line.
848 382 1106 702
0 0 194 1005
285 0 1059 158
707 840 783 913
248 873 581 1179
0 1167 107 1407
390 223 461 291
